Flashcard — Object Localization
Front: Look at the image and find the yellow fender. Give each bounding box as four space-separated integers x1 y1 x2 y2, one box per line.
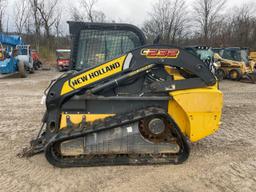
168 85 223 142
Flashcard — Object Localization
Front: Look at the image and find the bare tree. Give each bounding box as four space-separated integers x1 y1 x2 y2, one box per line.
54 12 62 38
209 16 232 47
25 14 33 34
29 0 41 35
193 0 227 45
81 0 98 22
206 3 256 48
70 6 83 21
92 10 106 23
0 0 7 32
70 0 106 22
14 0 30 35
230 3 256 47
183 2 256 49
142 0 188 44
36 0 59 39
53 12 62 48
29 0 42 51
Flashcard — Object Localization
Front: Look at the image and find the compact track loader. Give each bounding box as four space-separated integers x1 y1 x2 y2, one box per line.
20 22 223 167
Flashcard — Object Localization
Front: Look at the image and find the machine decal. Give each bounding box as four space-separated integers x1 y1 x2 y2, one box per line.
141 48 180 58
61 55 127 95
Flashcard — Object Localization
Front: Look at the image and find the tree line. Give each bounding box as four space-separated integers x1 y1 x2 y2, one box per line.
0 0 255 59
143 0 256 49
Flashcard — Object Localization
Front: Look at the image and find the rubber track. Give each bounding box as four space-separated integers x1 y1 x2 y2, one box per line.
45 107 190 167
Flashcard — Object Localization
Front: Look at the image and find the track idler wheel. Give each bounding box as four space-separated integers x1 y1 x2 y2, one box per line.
139 115 174 143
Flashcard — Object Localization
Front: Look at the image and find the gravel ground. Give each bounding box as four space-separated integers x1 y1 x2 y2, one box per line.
0 70 255 192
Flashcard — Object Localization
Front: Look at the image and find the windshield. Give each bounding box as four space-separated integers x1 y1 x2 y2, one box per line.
75 30 142 70
196 49 214 61
221 49 249 64
56 51 70 60
221 50 241 62
19 48 28 55
184 47 213 61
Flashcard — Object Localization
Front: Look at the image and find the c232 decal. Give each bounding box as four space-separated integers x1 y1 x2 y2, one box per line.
141 48 180 59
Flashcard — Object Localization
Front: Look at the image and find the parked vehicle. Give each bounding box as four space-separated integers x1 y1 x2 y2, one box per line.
56 49 70 71
215 47 256 83
31 49 42 70
16 45 35 73
0 34 34 78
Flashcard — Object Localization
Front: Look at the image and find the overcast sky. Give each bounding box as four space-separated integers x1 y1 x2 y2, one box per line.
93 0 244 26
4 0 247 33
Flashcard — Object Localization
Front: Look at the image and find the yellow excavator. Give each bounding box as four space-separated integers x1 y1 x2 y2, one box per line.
215 47 256 83
20 22 223 167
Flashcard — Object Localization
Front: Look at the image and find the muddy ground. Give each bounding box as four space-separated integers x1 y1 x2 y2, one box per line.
0 70 255 192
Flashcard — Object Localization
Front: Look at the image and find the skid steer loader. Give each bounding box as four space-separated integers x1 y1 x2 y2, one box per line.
215 47 256 83
20 22 223 167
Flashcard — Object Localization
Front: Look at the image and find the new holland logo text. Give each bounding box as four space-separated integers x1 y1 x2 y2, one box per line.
71 62 120 87
60 55 126 95
141 48 179 58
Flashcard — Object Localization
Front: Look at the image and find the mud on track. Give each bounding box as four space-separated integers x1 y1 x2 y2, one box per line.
0 70 256 192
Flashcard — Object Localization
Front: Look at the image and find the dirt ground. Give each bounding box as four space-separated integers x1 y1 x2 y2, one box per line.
0 70 255 192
